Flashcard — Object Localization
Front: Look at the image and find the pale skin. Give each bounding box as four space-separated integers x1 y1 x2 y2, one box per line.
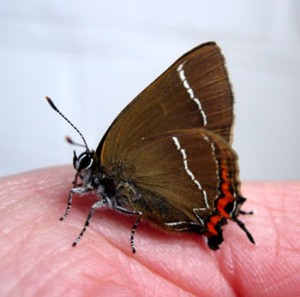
0 166 299 297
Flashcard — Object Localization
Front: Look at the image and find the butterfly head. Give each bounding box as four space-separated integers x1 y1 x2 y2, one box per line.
45 96 97 178
72 149 99 188
73 150 94 172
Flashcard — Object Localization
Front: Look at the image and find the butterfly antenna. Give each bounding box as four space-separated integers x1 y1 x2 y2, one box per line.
65 136 86 148
45 96 90 151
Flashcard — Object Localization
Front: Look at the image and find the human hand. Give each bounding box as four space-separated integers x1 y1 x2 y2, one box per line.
0 166 299 296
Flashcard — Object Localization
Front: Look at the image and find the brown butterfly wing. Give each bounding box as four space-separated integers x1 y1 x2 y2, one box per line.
98 42 234 171
116 128 240 229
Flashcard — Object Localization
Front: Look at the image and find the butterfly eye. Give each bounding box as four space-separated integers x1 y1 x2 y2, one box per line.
74 151 94 171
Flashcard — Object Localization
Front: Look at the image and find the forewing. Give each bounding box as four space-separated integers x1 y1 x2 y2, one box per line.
98 42 234 170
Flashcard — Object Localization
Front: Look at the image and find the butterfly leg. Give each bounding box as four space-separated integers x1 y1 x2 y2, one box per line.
72 199 105 246
60 187 92 221
114 205 143 253
130 213 142 254
239 210 254 215
232 216 255 244
232 195 255 244
236 195 254 215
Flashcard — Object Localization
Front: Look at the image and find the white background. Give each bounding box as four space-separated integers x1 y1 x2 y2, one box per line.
0 1 299 180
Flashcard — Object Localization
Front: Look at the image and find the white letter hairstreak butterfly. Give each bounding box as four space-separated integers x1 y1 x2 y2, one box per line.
46 41 254 253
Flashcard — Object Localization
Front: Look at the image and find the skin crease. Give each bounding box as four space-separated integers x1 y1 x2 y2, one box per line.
0 166 299 297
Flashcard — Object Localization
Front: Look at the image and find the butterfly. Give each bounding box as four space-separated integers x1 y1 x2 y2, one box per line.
46 41 254 253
